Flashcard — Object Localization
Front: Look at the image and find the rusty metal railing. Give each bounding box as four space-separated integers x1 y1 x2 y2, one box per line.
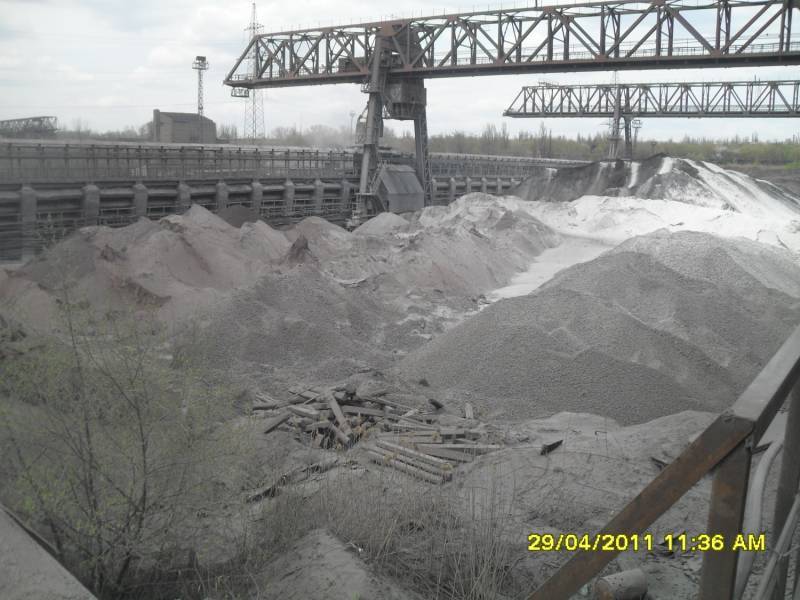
530 325 800 599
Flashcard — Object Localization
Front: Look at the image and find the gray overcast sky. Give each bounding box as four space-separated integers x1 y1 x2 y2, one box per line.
1 0 799 141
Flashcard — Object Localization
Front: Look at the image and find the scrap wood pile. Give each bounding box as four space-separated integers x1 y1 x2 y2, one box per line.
255 386 500 484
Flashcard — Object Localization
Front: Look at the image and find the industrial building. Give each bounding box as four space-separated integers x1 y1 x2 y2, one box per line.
152 109 216 144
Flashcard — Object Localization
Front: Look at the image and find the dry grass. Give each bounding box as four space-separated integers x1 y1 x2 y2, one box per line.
239 465 529 600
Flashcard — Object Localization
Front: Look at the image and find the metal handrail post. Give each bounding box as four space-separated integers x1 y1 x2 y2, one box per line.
771 382 800 600
700 441 752 599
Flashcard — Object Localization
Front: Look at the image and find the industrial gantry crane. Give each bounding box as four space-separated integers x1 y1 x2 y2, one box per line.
224 0 800 218
505 78 800 158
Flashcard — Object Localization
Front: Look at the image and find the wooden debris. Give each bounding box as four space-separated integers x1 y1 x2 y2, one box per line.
650 456 668 470
414 445 475 463
540 439 564 456
287 405 321 420
464 402 474 420
329 422 352 447
365 449 448 484
421 443 500 454
340 405 385 418
272 383 505 483
263 411 291 434
246 458 340 502
375 440 453 471
304 421 331 433
325 392 353 439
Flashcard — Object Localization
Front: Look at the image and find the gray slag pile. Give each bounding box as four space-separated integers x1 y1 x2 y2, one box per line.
399 230 800 425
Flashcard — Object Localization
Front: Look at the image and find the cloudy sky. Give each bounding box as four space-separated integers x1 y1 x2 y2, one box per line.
1 0 799 141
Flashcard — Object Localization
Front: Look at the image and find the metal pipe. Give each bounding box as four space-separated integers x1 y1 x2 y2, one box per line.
754 490 800 599
735 438 784 599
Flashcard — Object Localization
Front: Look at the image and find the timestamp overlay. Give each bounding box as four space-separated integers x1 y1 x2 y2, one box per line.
527 532 767 553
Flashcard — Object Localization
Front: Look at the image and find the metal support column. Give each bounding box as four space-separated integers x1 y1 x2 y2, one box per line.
355 35 386 221
699 441 752 599
771 383 800 600
623 117 633 160
413 101 433 206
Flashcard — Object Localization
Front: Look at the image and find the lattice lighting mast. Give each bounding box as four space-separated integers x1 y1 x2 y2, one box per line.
243 2 265 142
192 55 209 142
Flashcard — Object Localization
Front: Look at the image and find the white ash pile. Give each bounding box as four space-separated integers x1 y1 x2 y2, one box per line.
251 383 499 487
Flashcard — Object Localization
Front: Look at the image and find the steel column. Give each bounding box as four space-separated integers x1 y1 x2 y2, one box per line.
771 383 800 600
699 441 752 600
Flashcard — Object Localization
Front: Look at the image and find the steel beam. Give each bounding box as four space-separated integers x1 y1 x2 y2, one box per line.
505 80 800 118
225 0 800 88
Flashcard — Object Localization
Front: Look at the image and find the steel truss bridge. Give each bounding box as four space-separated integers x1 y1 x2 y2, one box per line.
505 77 800 158
226 0 800 85
505 79 800 118
225 0 800 217
0 116 58 139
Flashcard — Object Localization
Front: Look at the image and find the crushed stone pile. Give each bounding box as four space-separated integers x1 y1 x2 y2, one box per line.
297 194 560 298
399 230 800 424
193 264 401 380
0 206 291 330
0 198 559 384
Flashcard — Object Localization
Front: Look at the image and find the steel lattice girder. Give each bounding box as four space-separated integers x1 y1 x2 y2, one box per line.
0 116 58 136
225 0 800 89
504 79 800 117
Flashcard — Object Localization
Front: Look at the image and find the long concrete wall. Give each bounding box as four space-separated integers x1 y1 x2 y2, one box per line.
0 174 520 261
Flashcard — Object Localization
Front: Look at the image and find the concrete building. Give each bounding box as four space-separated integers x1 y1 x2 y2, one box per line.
152 110 216 144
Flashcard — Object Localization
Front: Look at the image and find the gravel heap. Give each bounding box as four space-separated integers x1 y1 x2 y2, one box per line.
398 230 800 424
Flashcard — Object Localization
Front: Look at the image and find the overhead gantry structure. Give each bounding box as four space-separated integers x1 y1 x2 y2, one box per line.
505 78 800 157
224 0 800 215
0 116 58 139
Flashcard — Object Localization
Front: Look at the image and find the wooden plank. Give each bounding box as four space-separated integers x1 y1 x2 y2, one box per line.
527 415 753 600
419 443 500 454
304 421 331 432
365 449 446 484
326 392 353 438
375 440 454 470
329 422 352 446
699 441 751 599
410 445 474 463
429 397 445 410
360 395 415 411
340 405 385 417
367 444 453 479
438 428 482 440
287 405 321 420
263 411 291 434
377 434 443 444
254 391 283 409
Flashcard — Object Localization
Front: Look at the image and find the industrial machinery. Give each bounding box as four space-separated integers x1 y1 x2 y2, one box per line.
224 0 800 219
